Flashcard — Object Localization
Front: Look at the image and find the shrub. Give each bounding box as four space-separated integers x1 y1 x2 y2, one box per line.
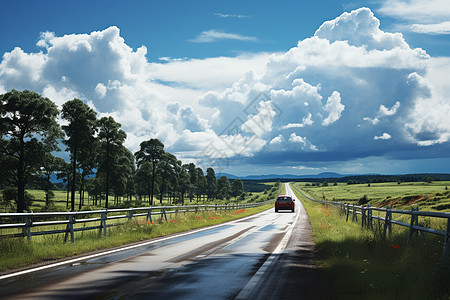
358 195 370 205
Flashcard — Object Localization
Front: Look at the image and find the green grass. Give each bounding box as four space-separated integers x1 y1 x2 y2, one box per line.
299 181 450 212
0 203 274 273
0 183 283 273
292 184 450 299
1 185 282 213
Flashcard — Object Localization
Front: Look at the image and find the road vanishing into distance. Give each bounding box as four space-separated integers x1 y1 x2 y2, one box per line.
0 184 331 299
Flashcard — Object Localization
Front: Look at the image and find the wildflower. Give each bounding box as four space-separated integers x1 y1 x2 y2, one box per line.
390 244 401 249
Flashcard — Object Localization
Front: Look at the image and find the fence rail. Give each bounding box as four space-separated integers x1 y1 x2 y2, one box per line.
0 200 274 244
290 184 450 260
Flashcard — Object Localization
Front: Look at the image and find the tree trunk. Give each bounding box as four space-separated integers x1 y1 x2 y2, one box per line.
16 135 26 213
151 161 155 206
71 145 77 211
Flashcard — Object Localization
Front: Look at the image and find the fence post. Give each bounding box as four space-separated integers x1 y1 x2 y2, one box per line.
22 216 32 241
407 208 416 246
146 208 153 223
367 204 372 229
352 205 357 222
161 208 167 222
64 214 75 244
383 207 392 239
443 217 450 260
128 208 134 222
361 207 366 228
99 210 107 236
346 204 350 222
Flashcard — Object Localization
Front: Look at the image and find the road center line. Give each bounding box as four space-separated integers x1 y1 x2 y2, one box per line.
235 183 299 300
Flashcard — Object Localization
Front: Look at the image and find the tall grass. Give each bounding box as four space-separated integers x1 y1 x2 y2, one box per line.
293 186 450 299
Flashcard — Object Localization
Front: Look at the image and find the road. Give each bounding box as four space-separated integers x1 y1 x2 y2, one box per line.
0 184 332 299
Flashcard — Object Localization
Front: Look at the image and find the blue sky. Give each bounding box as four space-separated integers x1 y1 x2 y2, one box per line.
1 0 450 176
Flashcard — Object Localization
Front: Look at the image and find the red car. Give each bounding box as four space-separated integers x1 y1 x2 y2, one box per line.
275 195 295 212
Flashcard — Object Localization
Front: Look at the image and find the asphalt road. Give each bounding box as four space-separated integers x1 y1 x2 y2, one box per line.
0 184 332 299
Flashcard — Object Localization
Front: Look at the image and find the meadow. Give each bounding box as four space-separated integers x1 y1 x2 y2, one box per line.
0 184 282 273
291 183 450 299
298 181 450 212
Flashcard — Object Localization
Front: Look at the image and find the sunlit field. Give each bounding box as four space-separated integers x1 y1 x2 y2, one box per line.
292 184 450 299
298 181 450 212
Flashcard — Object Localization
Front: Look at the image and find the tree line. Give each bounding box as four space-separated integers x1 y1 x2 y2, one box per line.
0 90 244 212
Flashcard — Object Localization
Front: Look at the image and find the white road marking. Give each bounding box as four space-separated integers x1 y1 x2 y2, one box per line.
0 210 270 281
235 183 299 299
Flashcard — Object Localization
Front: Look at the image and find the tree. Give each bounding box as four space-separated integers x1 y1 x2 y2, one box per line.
231 178 244 200
0 90 60 212
111 146 135 204
61 99 97 211
40 154 66 207
217 176 230 200
97 116 127 208
157 152 178 203
135 161 154 204
175 161 189 205
135 139 164 205
196 167 206 203
186 163 197 202
206 167 217 200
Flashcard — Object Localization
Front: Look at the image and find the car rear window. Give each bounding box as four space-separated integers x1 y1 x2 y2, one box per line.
277 197 292 201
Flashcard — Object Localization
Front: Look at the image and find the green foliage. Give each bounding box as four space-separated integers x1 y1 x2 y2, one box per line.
2 187 34 210
358 195 369 205
1 89 61 212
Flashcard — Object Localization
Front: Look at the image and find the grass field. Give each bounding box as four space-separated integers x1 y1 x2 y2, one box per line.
0 182 282 213
298 181 450 212
291 183 450 299
0 184 282 273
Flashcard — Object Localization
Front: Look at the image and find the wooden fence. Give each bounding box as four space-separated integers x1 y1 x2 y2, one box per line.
0 200 274 244
290 184 450 260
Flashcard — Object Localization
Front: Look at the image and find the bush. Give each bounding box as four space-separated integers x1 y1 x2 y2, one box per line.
358 195 370 205
2 187 34 210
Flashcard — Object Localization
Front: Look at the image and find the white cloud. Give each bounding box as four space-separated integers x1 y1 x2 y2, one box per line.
379 101 400 117
364 101 401 125
378 0 450 23
289 133 306 144
374 133 392 140
190 30 257 43
322 91 344 126
270 134 284 144
410 22 450 35
1 7 449 168
378 0 450 35
95 83 107 98
214 13 251 18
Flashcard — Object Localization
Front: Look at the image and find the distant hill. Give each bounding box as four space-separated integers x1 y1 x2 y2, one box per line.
216 172 346 180
216 172 450 183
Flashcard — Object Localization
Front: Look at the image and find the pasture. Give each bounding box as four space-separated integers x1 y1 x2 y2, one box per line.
299 181 450 212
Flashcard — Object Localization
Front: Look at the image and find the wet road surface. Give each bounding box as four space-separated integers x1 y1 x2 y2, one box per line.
0 184 332 299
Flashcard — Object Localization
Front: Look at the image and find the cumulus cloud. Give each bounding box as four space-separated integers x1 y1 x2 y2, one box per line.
374 133 392 140
322 91 344 126
1 7 449 170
